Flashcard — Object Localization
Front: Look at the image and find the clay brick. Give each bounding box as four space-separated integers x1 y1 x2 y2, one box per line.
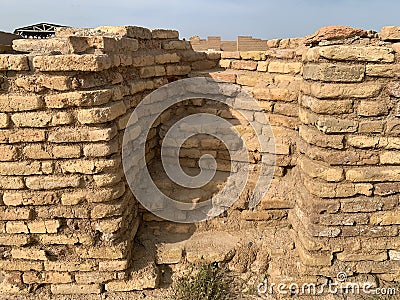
318 45 395 62
0 161 41 176
303 63 365 82
0 55 29 71
162 40 191 50
12 111 72 127
75 272 115 284
209 71 236 83
221 52 240 59
48 126 117 143
33 54 112 72
105 265 159 291
25 175 82 190
28 220 61 234
23 271 73 284
93 173 122 187
154 53 180 64
337 251 387 262
131 55 155 67
253 87 298 101
386 120 400 135
239 51 266 60
241 210 273 221
99 260 128 272
165 65 191 76
6 221 29 234
44 261 96 272
381 26 400 41
298 156 344 182
8 129 46 143
40 235 84 245
268 61 302 74
301 95 353 114
3 191 56 206
0 145 17 161
303 176 372 198
23 145 51 159
358 121 384 133
370 210 400 225
76 247 125 259
11 249 48 260
59 158 120 174
381 137 400 150
52 145 81 158
0 95 43 112
366 64 400 77
151 29 179 39
346 166 400 182
77 101 126 124
231 60 258 70
140 66 166 78
299 125 344 149
0 113 8 128
83 141 119 157
45 90 113 108
41 75 76 91
375 182 400 196
0 207 32 220
357 100 388 117
347 135 380 149
340 196 396 212
0 176 24 189
273 102 298 117
51 284 102 295
257 61 268 71
95 25 151 39
389 250 400 260
299 108 358 133
318 213 369 226
0 234 30 246
305 82 382 99
296 242 332 267
380 151 400 164
36 206 89 219
0 260 42 271
61 184 125 205
91 203 124 219
219 59 232 68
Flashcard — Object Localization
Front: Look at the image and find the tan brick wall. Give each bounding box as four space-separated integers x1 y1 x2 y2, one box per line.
1 24 400 295
0 25 218 295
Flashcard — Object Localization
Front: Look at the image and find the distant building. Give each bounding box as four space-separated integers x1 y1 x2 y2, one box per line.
14 22 69 39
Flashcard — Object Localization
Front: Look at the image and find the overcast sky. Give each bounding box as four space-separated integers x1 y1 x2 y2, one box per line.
1 0 398 40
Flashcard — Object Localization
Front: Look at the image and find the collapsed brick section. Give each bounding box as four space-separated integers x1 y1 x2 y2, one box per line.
0 24 400 295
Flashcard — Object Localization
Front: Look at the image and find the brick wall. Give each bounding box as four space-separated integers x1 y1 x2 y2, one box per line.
1 24 400 295
211 25 400 285
0 25 218 295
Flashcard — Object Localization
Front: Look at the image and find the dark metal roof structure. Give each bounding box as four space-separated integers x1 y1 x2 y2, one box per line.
13 23 69 39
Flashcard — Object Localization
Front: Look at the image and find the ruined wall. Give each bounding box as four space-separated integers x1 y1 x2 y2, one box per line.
190 35 270 51
212 26 400 285
0 25 217 295
1 24 400 296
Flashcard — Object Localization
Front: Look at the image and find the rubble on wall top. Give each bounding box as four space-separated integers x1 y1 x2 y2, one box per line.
304 25 372 45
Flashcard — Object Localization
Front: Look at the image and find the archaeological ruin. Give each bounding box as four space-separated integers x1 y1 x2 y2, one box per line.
0 24 399 297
